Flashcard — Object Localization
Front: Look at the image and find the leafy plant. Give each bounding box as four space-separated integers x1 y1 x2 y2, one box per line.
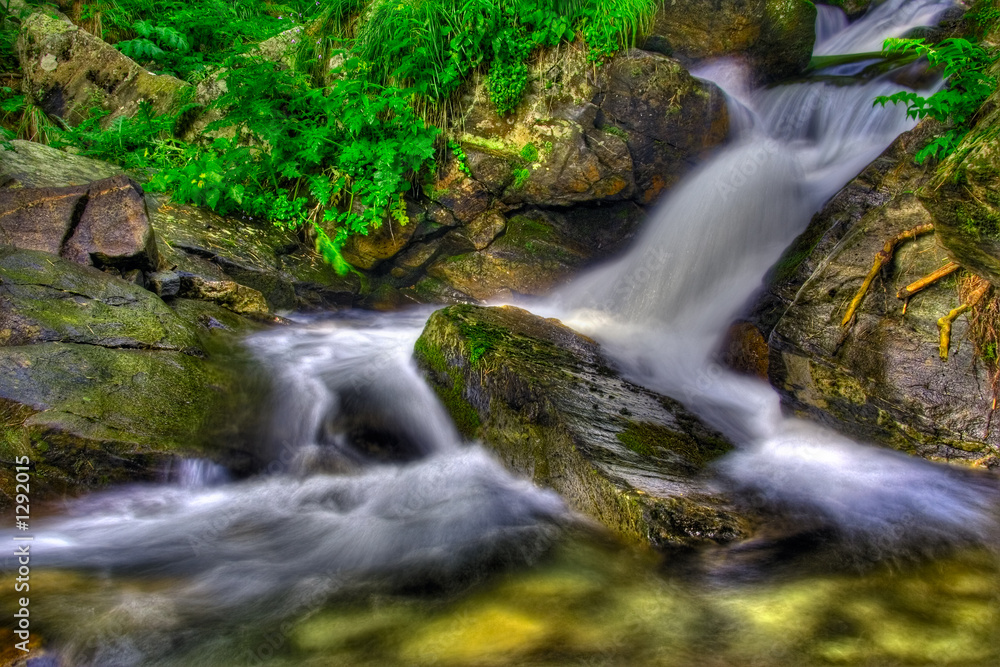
449 140 473 177
47 0 662 273
874 37 996 163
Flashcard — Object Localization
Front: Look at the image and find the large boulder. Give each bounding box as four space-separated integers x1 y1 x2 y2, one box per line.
0 248 241 506
647 0 816 83
17 8 190 128
754 121 999 463
414 304 751 550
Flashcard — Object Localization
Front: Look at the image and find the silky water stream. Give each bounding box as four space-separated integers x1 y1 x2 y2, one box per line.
5 2 1000 665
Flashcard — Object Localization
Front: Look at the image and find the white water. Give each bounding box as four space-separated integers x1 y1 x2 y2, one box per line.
6 2 999 663
533 0 999 549
815 0 957 56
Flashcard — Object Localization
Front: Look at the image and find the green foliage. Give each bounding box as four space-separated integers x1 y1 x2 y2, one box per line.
49 0 660 272
97 0 322 80
967 0 1000 38
874 38 997 163
449 140 473 177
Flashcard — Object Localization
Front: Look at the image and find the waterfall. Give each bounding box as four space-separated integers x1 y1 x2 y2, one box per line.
5 2 997 663
538 0 999 550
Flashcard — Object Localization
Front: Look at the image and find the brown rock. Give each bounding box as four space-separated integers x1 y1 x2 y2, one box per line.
456 209 507 251
0 183 87 255
177 274 270 318
341 215 420 270
598 51 729 195
721 321 769 379
63 175 160 271
428 162 492 223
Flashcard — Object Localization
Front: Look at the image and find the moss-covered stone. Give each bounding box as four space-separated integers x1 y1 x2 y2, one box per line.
414 304 751 549
0 342 233 504
0 247 201 352
751 121 1000 462
647 0 816 84
149 194 360 311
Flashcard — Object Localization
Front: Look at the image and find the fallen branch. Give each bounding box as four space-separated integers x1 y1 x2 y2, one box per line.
896 261 961 300
841 223 935 327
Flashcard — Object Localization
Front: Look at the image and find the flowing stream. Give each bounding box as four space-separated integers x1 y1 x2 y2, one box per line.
6 2 1000 665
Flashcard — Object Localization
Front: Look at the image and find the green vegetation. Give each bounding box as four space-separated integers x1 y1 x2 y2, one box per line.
0 0 659 272
875 37 996 163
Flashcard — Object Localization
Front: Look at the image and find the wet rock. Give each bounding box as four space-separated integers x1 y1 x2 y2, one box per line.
0 247 200 352
0 140 122 189
424 208 641 301
721 321 769 379
176 274 270 319
414 304 752 550
0 175 160 271
755 121 999 461
648 0 816 83
598 50 729 199
17 8 190 128
0 342 232 502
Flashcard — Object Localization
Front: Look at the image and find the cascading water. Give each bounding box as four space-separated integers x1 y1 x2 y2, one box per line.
6 2 999 665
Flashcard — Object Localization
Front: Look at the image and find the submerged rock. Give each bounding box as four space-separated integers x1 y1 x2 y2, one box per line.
755 121 999 462
414 304 751 550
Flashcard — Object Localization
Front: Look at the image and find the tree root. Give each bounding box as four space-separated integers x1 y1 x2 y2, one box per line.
896 261 961 301
938 276 990 361
841 223 935 327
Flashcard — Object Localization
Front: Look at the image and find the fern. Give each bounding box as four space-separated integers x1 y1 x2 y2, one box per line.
875 38 996 163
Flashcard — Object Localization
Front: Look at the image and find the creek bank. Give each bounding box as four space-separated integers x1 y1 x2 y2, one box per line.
747 119 999 464
0 142 315 505
414 304 752 550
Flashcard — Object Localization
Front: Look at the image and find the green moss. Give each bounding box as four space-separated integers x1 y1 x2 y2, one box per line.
413 336 482 437
603 125 628 141
617 421 730 467
519 143 539 163
458 322 506 365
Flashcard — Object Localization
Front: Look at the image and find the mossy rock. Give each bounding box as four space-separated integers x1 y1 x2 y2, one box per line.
754 122 999 462
0 247 202 351
149 195 360 311
647 0 816 83
0 342 233 505
414 304 751 550
0 140 123 189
